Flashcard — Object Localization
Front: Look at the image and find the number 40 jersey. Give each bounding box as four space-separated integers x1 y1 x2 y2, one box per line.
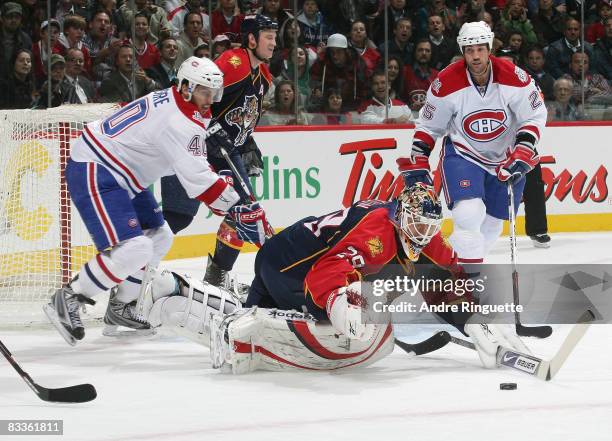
70 87 219 199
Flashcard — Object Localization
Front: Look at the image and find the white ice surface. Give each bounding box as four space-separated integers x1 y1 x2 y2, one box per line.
2 232 612 441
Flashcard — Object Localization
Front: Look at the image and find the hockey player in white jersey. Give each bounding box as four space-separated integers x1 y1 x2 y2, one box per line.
44 56 242 346
397 21 547 269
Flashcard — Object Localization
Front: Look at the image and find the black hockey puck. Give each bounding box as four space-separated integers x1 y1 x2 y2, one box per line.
500 383 517 390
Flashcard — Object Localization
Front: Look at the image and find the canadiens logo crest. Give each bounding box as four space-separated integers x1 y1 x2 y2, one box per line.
367 237 383 257
228 55 242 68
462 109 508 142
225 95 259 146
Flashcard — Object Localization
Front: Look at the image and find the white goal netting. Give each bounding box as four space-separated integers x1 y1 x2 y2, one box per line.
0 104 118 326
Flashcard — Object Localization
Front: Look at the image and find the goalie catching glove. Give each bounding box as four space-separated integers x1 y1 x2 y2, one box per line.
326 282 375 341
228 202 274 247
464 314 531 369
496 145 539 183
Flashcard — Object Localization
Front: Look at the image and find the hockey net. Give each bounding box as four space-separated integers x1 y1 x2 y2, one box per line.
0 104 119 326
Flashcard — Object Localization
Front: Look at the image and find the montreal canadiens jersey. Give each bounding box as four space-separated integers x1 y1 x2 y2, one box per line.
70 87 220 199
302 200 459 313
412 56 547 173
212 48 272 147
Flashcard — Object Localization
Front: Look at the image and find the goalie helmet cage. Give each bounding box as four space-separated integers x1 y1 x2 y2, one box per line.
0 105 119 327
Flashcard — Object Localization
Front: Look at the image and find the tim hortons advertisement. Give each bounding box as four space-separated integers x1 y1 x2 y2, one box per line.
174 124 610 239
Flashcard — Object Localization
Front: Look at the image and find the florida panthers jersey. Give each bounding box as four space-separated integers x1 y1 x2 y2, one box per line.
212 48 272 147
71 87 220 199
411 56 547 173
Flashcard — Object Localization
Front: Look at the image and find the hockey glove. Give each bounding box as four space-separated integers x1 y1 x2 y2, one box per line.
206 123 235 158
496 145 539 183
228 202 273 247
201 170 240 216
327 282 375 341
464 314 531 369
397 155 433 188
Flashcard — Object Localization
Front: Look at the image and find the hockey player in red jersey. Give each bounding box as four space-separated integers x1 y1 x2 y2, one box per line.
147 184 530 373
398 21 547 270
160 14 277 290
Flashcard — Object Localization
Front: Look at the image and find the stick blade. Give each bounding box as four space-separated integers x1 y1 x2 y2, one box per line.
395 331 451 356
516 324 553 339
37 383 97 403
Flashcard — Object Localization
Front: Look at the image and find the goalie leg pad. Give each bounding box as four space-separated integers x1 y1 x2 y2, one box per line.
214 307 394 374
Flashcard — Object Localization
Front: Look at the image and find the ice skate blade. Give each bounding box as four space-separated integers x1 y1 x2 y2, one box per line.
43 304 77 346
102 325 156 338
532 240 551 249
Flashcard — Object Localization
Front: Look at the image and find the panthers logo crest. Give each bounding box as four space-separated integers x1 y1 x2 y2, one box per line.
225 95 259 146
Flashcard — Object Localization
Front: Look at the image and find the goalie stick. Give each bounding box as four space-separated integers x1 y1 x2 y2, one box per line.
0 339 97 403
507 183 553 338
394 331 452 356
450 310 594 380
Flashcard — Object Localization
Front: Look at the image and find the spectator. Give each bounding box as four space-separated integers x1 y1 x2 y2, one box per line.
546 17 595 78
561 51 611 104
146 37 179 89
211 34 232 59
310 33 367 110
276 17 304 52
377 17 414 66
32 19 62 86
523 45 555 100
119 0 171 42
0 48 35 109
502 30 525 61
320 0 378 36
84 11 122 85
402 39 439 117
17 0 44 43
167 0 210 39
531 0 566 47
357 71 412 124
99 44 157 102
498 0 538 45
211 0 244 44
194 42 210 59
415 0 458 40
1 2 33 79
62 47 96 104
459 0 487 26
427 14 456 71
586 1 611 43
296 0 334 47
131 12 161 70
261 80 308 125
274 46 315 106
387 55 405 98
309 87 352 124
176 11 206 65
373 0 412 44
593 16 612 80
38 54 67 108
348 20 380 79
258 0 293 30
55 14 91 80
546 77 585 120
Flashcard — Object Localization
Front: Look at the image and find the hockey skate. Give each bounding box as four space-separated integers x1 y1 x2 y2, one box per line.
102 288 155 337
203 254 250 303
530 233 551 248
43 284 95 346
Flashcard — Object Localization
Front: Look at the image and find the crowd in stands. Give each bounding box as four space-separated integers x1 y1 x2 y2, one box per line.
0 0 611 122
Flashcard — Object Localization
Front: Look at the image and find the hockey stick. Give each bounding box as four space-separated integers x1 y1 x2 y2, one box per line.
508 183 552 338
219 146 274 240
0 339 97 403
449 310 594 381
394 331 452 356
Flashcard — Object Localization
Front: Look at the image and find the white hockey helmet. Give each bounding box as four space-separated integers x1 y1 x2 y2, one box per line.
394 183 443 246
456 21 494 53
176 56 224 102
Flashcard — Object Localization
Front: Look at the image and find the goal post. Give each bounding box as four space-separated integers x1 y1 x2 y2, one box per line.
0 104 118 326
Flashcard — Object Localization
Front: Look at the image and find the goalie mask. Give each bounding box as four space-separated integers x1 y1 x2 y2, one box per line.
394 183 443 247
177 56 224 102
